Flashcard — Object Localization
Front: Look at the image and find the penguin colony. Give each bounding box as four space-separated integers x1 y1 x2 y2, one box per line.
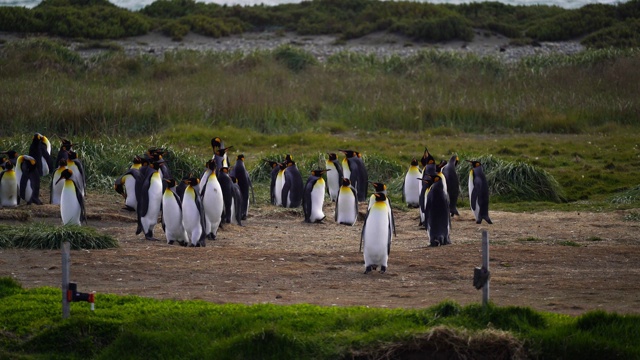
1 134 493 273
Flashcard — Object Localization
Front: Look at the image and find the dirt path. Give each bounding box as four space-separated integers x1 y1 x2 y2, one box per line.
2 191 639 316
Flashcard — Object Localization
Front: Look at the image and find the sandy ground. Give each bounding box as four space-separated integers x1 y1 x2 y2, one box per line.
1 189 639 317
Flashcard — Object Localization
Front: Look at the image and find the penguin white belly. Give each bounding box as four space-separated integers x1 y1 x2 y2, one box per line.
229 197 240 225
326 163 340 201
68 163 85 197
123 174 137 209
336 188 357 225
203 177 224 237
342 159 351 181
51 170 64 205
23 179 33 203
60 180 81 225
363 208 390 268
41 158 50 177
403 169 422 207
182 190 203 246
0 172 18 207
468 171 479 221
141 173 162 234
274 171 284 206
309 179 326 222
162 191 188 244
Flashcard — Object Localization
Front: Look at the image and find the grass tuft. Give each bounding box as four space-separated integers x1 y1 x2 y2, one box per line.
0 223 117 250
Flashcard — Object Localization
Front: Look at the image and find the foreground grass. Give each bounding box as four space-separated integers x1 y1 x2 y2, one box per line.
0 278 638 359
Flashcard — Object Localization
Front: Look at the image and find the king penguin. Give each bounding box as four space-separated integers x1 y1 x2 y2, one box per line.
282 155 303 208
114 166 141 211
50 159 67 205
162 178 189 246
229 177 244 225
421 147 437 178
201 160 224 239
468 160 492 224
325 153 343 202
442 155 460 217
402 158 422 208
264 160 281 205
29 133 53 177
303 169 327 223
56 168 86 226
0 161 18 208
230 154 254 220
66 151 86 197
274 161 286 206
340 150 368 202
335 177 358 226
368 182 396 236
423 175 451 246
361 193 392 274
135 160 163 241
181 177 207 247
211 137 228 168
17 155 42 205
217 166 235 224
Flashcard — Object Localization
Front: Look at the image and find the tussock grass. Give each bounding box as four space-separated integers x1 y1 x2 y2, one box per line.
0 223 117 250
1 282 639 359
610 185 640 205
457 155 565 203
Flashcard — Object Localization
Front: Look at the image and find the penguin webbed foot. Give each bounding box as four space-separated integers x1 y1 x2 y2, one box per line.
167 240 175 245
380 266 386 274
364 266 373 274
123 206 136 212
145 236 159 241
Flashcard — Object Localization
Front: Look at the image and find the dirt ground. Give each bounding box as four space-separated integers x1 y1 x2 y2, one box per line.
1 190 639 317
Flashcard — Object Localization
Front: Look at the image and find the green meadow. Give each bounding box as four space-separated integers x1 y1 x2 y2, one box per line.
2 0 640 357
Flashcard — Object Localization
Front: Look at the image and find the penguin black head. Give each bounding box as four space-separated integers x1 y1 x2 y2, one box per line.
436 160 447 172
410 158 419 166
370 182 386 192
421 147 435 166
327 153 338 161
237 154 245 161
206 159 217 171
341 177 351 187
2 150 18 159
164 178 178 188
23 155 36 167
56 168 73 184
220 167 230 174
373 192 387 202
284 154 295 166
419 176 435 189
57 159 67 168
211 137 223 150
183 177 200 187
216 146 232 156
339 150 356 158
467 160 482 168
68 151 79 160
3 161 13 170
311 169 326 177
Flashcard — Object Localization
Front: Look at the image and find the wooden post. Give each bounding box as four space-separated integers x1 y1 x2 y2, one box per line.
62 241 70 319
482 230 490 307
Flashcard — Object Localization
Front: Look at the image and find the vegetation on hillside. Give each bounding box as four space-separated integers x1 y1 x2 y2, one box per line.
0 0 640 47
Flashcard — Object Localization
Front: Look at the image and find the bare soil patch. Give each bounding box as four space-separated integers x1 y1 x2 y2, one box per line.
1 190 639 316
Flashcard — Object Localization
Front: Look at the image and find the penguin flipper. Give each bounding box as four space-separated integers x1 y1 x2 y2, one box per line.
334 192 340 222
76 183 87 225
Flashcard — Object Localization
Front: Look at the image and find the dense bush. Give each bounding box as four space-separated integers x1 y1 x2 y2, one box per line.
525 4 617 41
0 7 45 33
179 14 247 38
581 19 640 49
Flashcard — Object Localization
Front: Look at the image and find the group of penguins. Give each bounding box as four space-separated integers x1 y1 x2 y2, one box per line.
0 134 492 274
0 134 86 227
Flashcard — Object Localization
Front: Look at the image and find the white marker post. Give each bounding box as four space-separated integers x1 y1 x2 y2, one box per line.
62 241 70 319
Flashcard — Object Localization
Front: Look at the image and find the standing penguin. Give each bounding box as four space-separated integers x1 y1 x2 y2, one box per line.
135 161 163 241
66 151 86 197
402 158 422 208
418 175 434 227
181 177 207 247
229 177 244 226
56 169 86 226
211 137 228 168
0 161 18 208
273 161 286 206
230 154 254 220
421 147 437 178
340 150 368 202
217 167 235 224
368 182 396 236
114 167 141 211
281 155 303 208
423 175 451 246
55 138 73 165
162 178 189 246
50 159 68 205
468 160 492 224
303 169 327 223
335 177 358 226
264 160 281 205
17 155 42 205
442 155 460 217
361 193 392 274
201 160 224 239
325 153 343 202
29 133 53 177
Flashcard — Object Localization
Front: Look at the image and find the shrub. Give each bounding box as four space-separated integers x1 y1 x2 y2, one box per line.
0 6 45 32
525 4 616 41
180 14 246 38
273 45 318 72
581 19 640 49
0 223 118 250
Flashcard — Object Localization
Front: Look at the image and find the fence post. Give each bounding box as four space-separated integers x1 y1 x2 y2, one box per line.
482 230 490 307
62 241 70 319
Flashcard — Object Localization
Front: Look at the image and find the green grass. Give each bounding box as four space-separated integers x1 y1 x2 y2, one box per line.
1 279 639 359
0 223 118 250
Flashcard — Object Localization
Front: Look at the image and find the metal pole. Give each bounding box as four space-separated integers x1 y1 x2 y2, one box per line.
62 241 70 319
482 230 490 307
